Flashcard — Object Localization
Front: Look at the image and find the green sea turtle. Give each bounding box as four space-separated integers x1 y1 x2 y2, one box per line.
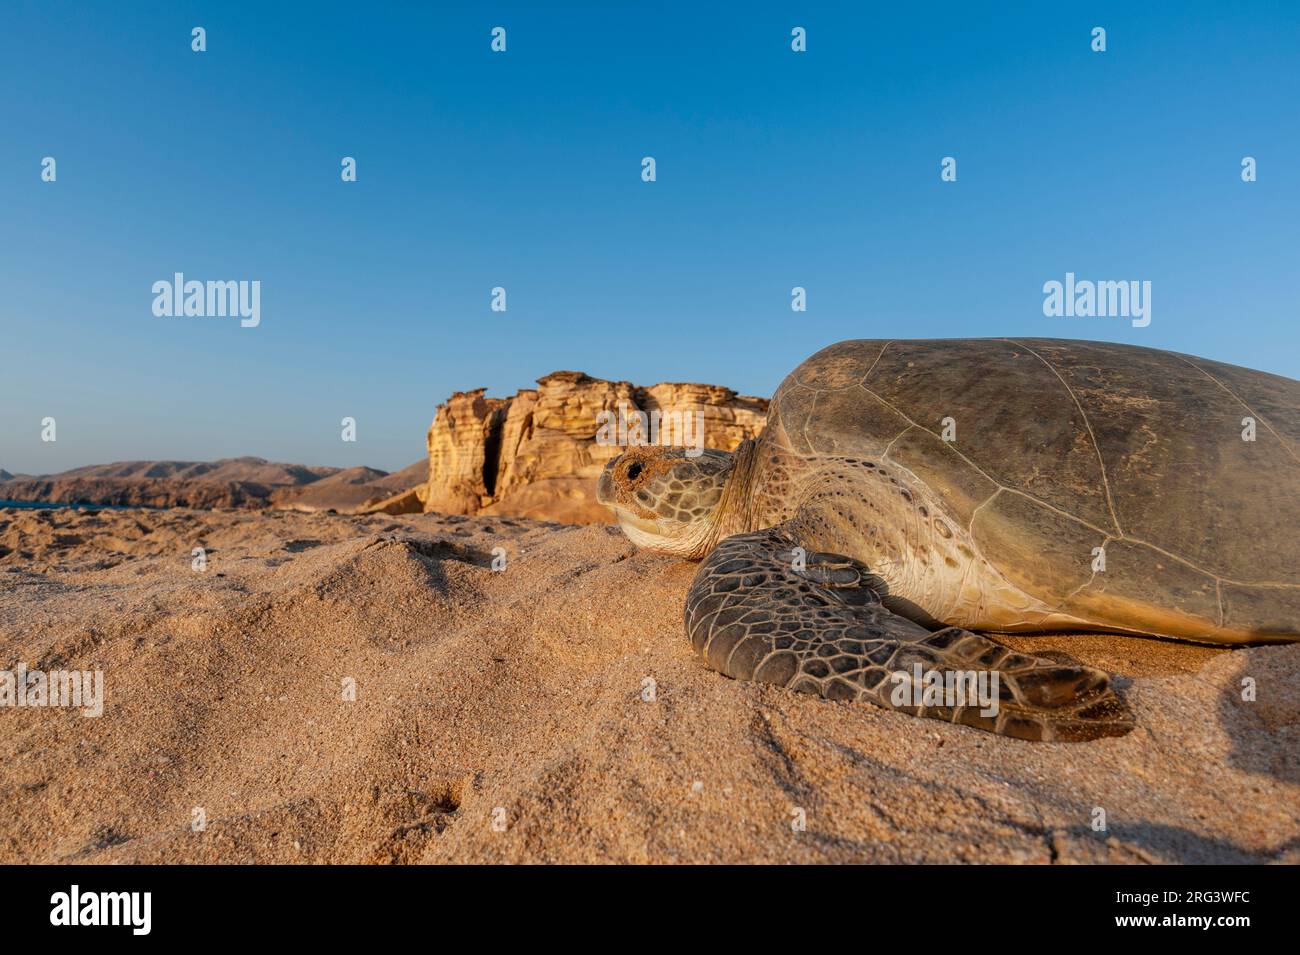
596 339 1300 741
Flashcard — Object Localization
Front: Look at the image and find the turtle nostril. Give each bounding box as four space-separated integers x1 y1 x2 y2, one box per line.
626 462 643 481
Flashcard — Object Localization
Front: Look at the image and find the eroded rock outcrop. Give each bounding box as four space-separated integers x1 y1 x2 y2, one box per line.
418 371 767 524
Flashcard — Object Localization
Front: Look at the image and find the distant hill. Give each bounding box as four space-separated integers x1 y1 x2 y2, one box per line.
0 456 428 512
51 456 338 486
370 460 428 492
272 461 427 512
306 465 391 488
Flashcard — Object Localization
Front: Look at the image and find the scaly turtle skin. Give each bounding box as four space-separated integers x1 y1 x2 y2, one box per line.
597 339 1300 741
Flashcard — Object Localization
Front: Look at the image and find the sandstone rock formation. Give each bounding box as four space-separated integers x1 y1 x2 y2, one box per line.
414 371 767 525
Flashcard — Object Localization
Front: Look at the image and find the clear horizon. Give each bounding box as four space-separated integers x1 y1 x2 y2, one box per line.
3 2 1298 474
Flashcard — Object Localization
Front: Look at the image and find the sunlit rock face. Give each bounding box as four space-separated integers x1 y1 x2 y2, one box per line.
422 371 767 524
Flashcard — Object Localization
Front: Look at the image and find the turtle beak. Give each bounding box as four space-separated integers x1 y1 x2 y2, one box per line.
596 462 617 506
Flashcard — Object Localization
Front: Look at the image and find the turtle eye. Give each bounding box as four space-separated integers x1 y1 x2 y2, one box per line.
626 462 643 481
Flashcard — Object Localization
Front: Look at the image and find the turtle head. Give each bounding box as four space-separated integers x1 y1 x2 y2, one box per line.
597 446 735 558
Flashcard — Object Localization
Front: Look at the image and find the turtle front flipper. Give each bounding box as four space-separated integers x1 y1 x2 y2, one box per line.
685 529 1133 742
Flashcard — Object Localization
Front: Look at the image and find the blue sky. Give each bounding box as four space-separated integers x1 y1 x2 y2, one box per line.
2 1 1297 474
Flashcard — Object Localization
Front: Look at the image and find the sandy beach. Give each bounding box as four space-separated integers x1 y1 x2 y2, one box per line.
1 505 1296 864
